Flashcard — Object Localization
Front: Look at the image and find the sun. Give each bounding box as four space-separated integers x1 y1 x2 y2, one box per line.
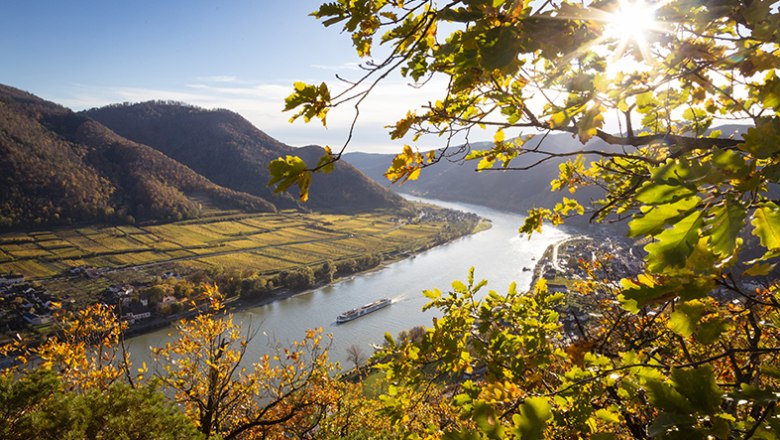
604 0 658 47
596 0 668 72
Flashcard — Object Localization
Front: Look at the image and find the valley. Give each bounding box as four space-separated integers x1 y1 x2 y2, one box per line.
0 204 484 343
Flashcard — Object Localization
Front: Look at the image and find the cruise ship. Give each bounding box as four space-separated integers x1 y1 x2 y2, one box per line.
336 298 392 324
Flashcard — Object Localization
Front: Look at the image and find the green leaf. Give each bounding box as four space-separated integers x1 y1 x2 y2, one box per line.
577 104 605 143
628 197 701 238
554 198 584 216
694 317 731 345
760 365 780 379
741 118 780 159
635 91 655 107
671 366 722 414
267 155 312 201
635 183 696 205
667 300 731 345
712 147 746 175
477 155 496 171
677 276 716 301
473 403 504 439
645 380 694 414
594 408 621 424
751 202 780 251
519 207 553 236
647 411 697 437
644 210 704 272
743 262 777 276
423 288 441 300
619 274 674 313
705 199 746 257
385 145 424 184
284 81 331 125
734 384 780 405
315 146 336 174
511 397 552 440
650 157 708 185
452 280 468 293
668 300 707 338
480 27 521 71
620 275 714 312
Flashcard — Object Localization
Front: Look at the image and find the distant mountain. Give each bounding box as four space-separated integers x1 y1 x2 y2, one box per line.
345 133 612 215
346 126 750 224
84 102 409 213
0 85 275 229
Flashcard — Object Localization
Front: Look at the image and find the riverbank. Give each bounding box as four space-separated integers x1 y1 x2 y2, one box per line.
121 196 569 370
530 233 643 287
1 202 486 344
2 212 492 369
126 214 492 338
529 235 590 287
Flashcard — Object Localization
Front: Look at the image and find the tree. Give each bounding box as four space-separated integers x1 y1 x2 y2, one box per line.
274 1 780 438
150 285 339 439
1 285 351 440
346 343 367 372
1 302 132 391
319 260 337 283
0 370 202 440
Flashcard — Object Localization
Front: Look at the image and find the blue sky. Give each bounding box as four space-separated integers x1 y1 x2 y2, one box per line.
0 1 436 152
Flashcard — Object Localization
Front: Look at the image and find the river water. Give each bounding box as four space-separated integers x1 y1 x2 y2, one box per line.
126 197 570 368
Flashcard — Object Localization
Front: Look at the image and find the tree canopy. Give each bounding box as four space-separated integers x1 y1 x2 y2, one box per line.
273 0 780 438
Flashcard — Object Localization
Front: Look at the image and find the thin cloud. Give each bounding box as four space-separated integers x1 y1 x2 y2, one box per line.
196 75 243 83
184 83 290 99
310 62 362 71
54 77 455 152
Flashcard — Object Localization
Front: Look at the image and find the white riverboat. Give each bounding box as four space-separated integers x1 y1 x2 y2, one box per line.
336 298 392 324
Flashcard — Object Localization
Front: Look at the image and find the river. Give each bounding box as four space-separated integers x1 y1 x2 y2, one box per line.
126 197 570 368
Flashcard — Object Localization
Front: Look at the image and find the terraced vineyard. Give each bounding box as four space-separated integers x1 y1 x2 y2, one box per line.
0 208 463 281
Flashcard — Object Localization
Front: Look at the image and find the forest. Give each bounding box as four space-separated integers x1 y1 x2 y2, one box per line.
3 0 780 439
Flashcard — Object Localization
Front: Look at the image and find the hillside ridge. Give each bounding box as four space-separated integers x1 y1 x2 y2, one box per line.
84 101 410 214
0 84 275 229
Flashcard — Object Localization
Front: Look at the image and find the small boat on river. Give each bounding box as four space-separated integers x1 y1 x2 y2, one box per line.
336 298 392 324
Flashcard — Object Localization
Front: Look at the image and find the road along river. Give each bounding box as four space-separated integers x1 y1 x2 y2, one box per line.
126 197 570 368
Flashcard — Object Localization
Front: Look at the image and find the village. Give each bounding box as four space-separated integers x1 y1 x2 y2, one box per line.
0 274 56 330
0 268 193 339
530 234 645 337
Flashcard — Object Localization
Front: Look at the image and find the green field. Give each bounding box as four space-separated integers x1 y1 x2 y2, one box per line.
0 209 459 282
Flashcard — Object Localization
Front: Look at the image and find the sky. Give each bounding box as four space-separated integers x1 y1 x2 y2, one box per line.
0 1 442 153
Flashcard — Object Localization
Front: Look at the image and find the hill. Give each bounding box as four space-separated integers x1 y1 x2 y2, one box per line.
345 133 610 215
84 102 410 213
345 126 748 219
0 85 275 229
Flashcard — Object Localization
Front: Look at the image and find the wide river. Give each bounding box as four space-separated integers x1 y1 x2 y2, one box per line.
127 197 570 368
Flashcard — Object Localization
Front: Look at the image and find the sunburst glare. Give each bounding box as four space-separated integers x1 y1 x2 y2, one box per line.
598 0 668 75
604 0 658 47
550 0 671 76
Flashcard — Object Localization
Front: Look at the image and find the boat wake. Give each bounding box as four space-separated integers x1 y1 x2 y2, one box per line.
391 293 409 303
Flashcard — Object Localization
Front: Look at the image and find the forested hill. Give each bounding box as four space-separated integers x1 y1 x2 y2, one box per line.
345 127 747 218
84 102 410 213
0 85 275 229
345 133 611 215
